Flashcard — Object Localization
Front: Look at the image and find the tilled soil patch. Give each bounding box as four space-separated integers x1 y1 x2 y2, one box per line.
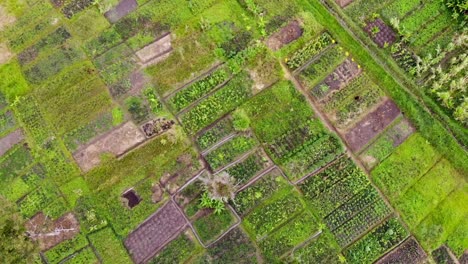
266 20 303 51
376 237 427 264
104 0 138 23
364 19 397 48
0 43 13 65
335 0 354 7
0 129 24 156
0 5 16 31
73 121 146 172
124 201 187 264
26 212 80 251
312 59 361 99
344 99 400 152
136 33 172 63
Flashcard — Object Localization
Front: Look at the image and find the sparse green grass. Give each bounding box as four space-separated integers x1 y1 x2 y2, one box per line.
88 228 132 264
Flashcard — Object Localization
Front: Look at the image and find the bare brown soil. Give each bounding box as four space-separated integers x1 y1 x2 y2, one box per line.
359 117 414 169
432 245 459 264
136 33 172 63
124 201 187 264
127 70 150 95
104 0 138 23
344 99 400 152
364 19 396 48
26 212 80 251
335 0 354 8
266 20 303 51
0 42 13 65
313 59 361 98
73 121 146 172
376 237 427 264
0 129 24 156
0 6 15 31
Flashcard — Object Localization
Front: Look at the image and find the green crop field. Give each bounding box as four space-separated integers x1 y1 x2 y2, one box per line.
0 0 466 263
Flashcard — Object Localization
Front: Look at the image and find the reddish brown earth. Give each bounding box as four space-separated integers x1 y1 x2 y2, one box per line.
122 189 142 208
104 0 138 23
376 237 427 264
335 0 354 7
364 19 397 48
266 20 303 51
141 118 175 138
26 212 80 251
312 59 361 99
432 245 459 264
0 129 24 156
344 99 400 152
124 201 187 264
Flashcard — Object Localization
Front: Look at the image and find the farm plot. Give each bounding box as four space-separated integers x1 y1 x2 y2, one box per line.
413 187 467 252
73 121 146 172
359 116 414 169
180 73 253 135
230 168 289 217
148 229 201 264
288 230 342 263
372 133 441 200
310 58 362 99
243 191 304 239
104 0 138 23
394 158 461 228
221 148 272 187
376 237 427 264
343 99 401 152
192 205 238 245
286 31 334 70
364 18 396 48
167 65 231 113
203 133 257 172
259 211 320 261
124 201 187 263
135 33 173 67
89 227 132 264
196 116 235 151
205 227 258 263
297 45 347 89
298 156 370 217
0 129 23 156
266 20 303 51
343 217 409 264
26 212 80 252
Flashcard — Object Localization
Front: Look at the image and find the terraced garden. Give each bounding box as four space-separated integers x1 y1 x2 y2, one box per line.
0 0 466 263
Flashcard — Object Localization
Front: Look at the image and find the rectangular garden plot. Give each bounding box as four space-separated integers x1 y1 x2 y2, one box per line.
286 32 334 70
203 133 257 172
359 117 414 170
364 18 397 48
180 73 253 135
344 99 401 152
0 129 23 157
135 33 172 65
298 45 346 89
148 229 200 264
104 0 138 23
259 211 320 261
196 116 234 151
343 217 409 264
124 201 187 264
230 168 289 217
221 148 273 188
243 192 304 239
266 20 303 51
205 227 258 263
73 121 146 172
167 65 232 113
288 231 342 263
192 204 239 246
310 58 362 99
376 237 427 264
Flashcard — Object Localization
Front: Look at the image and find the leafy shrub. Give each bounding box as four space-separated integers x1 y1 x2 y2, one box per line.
286 32 334 70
